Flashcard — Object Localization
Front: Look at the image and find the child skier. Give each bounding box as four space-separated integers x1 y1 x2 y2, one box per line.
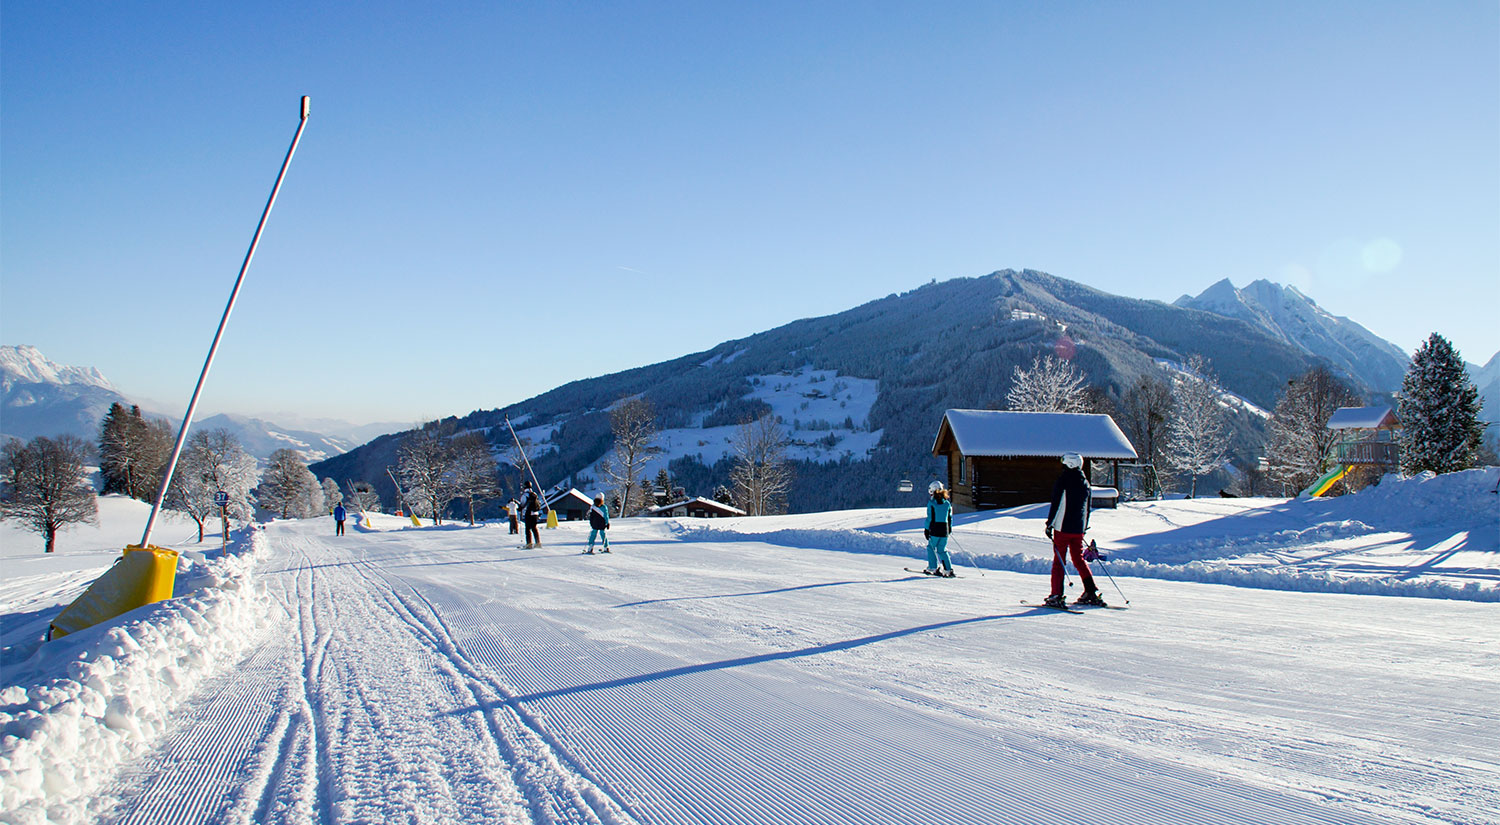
586 493 611 554
1044 452 1105 607
506 499 519 534
924 482 955 577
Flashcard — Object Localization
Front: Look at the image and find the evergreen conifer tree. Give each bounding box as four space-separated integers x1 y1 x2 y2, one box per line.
1398 333 1484 474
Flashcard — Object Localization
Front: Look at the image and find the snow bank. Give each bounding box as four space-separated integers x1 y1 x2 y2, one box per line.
674 469 1500 602
0 529 271 825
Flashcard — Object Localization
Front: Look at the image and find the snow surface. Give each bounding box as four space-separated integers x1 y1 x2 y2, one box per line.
1 472 1497 824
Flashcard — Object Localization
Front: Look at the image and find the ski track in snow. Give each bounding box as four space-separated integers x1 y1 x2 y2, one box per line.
84 517 1497 825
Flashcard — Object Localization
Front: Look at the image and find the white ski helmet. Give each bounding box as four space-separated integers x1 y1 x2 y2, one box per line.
1061 452 1084 469
928 480 946 494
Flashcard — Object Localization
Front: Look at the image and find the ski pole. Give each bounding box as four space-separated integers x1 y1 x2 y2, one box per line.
945 535 985 577
1092 552 1128 606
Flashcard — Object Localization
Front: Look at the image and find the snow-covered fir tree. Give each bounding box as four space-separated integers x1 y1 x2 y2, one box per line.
1165 355 1230 497
1398 333 1485 474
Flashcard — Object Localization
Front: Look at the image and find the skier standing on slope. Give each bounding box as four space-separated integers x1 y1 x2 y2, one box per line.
333 503 346 536
923 482 955 577
506 498 520 535
1044 452 1106 607
586 493 611 554
522 485 543 548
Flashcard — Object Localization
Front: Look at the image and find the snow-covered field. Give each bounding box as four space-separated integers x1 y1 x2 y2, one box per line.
1 471 1496 824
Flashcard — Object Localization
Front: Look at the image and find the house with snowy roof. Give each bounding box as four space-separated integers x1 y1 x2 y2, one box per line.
931 410 1138 511
545 488 594 521
1325 406 1400 471
642 497 747 519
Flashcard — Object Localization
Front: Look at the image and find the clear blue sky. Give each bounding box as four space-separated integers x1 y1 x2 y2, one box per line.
3 1 1496 426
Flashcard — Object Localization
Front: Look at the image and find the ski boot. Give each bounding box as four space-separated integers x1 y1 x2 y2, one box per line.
1074 590 1107 607
940 567 956 578
1042 594 1068 609
922 568 940 576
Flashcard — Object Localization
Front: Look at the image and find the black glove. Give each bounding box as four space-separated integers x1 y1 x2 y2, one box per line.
923 529 930 540
1045 525 1054 540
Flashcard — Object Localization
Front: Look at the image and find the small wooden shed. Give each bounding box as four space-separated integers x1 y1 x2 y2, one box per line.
545 488 594 521
931 410 1138 511
1326 406 1401 471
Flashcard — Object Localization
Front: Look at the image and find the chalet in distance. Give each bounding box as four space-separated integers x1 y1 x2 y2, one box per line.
931 409 1138 511
642 497 747 519
544 487 594 521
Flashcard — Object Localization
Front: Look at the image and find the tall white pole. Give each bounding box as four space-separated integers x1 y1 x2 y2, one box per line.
139 96 311 549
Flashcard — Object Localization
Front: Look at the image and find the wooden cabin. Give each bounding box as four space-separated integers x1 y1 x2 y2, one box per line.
642 497 747 519
931 410 1138 511
544 488 594 521
1326 406 1401 471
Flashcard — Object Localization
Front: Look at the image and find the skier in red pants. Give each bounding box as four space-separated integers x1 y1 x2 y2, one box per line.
1043 452 1106 608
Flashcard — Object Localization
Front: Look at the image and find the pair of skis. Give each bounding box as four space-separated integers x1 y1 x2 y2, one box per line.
1019 599 1128 613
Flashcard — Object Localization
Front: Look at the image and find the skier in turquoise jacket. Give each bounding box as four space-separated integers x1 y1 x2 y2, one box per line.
586 493 611 554
923 482 955 577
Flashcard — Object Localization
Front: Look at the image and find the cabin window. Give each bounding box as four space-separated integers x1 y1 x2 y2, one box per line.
958 456 967 484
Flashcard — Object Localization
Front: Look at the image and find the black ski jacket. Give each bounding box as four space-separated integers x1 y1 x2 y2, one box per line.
1045 468 1091 535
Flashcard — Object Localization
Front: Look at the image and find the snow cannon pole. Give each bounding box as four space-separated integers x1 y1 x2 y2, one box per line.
139 96 311 550
504 416 551 519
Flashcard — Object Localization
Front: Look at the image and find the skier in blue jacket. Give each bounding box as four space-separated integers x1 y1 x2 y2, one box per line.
923 482 955 577
586 494 611 554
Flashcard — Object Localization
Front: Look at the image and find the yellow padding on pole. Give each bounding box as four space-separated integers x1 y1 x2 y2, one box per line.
546 509 559 528
50 545 178 639
410 514 422 527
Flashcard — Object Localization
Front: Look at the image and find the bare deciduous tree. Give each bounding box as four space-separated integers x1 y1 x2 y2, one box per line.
450 432 498 525
598 398 658 516
730 414 793 516
1265 366 1361 494
167 428 259 542
320 477 343 511
1119 373 1174 469
99 403 173 501
1 435 98 553
1006 354 1088 413
258 448 325 519
1165 355 1230 497
398 424 460 524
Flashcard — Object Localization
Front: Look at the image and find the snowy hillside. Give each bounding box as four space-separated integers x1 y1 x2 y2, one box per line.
2 471 1495 824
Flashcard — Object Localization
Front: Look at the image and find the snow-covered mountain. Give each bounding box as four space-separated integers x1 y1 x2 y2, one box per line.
1173 278 1411 392
1 345 129 444
317 269 1345 513
0 345 358 462
1468 352 1500 425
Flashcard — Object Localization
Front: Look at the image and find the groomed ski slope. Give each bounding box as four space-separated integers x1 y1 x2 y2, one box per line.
72 511 1497 825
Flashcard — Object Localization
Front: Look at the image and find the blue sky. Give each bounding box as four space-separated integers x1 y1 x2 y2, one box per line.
3 1 1496 425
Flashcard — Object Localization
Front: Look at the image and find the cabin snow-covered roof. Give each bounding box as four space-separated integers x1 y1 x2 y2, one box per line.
932 410 1137 459
1326 406 1398 430
642 497 747 517
545 487 593 508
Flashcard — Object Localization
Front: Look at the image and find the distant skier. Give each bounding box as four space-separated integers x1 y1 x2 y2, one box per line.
522 486 542 548
923 482 955 577
586 493 611 554
506 499 520 535
333 503 346 536
1044 453 1105 607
